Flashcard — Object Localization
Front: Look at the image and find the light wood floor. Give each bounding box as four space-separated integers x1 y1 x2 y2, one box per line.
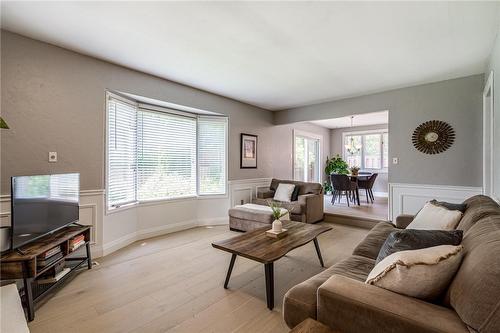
28 223 368 333
324 195 388 221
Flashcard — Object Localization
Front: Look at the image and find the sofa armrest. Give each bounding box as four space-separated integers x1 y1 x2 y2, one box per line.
298 193 324 223
317 275 468 333
257 189 275 199
1 284 30 333
394 214 415 228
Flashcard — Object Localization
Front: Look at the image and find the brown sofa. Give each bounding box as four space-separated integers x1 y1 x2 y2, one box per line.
283 195 500 333
252 178 324 224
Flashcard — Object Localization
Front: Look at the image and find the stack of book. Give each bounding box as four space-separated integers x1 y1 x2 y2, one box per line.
37 246 63 268
70 234 85 251
37 267 71 284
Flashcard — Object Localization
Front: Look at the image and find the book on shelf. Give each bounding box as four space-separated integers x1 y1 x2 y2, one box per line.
37 252 63 267
41 246 62 259
36 267 71 284
70 239 85 251
70 234 84 242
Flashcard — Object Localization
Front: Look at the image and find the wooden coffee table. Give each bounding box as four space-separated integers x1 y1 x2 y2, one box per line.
212 221 332 310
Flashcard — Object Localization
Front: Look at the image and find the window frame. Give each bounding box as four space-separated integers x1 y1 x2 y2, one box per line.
292 129 322 183
342 129 388 173
105 92 228 214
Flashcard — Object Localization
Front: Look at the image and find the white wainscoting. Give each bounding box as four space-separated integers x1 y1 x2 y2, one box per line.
228 178 272 207
388 183 483 221
0 178 274 258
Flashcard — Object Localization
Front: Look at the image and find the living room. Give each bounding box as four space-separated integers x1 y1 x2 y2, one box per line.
1 2 499 333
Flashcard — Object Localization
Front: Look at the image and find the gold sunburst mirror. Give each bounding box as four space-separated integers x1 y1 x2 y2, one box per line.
412 120 455 154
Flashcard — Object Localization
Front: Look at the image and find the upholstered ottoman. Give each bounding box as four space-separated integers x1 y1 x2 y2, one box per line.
228 203 290 232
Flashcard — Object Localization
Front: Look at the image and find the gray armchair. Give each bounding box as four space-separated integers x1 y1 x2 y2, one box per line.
252 178 324 223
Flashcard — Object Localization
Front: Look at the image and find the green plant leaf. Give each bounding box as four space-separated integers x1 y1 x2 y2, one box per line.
0 117 9 129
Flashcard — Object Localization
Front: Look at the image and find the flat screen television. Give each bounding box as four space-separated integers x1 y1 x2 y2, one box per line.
11 173 79 249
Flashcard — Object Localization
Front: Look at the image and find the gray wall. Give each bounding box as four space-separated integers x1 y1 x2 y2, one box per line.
0 31 276 194
271 122 330 183
487 25 500 200
275 75 484 187
330 124 388 193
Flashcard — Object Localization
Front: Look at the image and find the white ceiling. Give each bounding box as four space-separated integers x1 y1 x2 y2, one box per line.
2 2 500 110
309 111 388 129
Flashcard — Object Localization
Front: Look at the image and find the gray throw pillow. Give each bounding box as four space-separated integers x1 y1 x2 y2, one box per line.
376 229 463 264
291 186 300 201
429 199 467 213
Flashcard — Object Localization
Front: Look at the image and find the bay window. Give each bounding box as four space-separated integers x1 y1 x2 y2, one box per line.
106 93 227 209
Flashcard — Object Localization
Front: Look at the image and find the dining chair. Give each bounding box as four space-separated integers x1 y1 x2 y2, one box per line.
330 174 358 206
357 173 378 203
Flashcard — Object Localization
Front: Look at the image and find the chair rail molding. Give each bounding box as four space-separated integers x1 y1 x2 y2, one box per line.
0 189 105 257
388 183 482 221
228 178 272 207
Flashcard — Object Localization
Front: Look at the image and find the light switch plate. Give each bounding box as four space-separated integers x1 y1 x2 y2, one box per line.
392 157 399 164
48 152 57 162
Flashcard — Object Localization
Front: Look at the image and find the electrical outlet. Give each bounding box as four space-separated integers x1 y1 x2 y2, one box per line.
392 157 399 165
48 152 57 162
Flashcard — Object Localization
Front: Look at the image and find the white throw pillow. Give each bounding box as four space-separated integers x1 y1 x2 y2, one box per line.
407 202 463 230
366 245 464 300
273 183 296 202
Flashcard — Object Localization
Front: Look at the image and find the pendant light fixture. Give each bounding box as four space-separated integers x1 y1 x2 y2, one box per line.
345 116 362 154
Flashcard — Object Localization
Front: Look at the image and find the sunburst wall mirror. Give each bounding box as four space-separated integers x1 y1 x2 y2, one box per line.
412 120 455 154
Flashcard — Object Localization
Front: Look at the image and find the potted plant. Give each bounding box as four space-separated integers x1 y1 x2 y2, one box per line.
350 166 360 176
325 154 349 175
268 200 288 233
323 181 332 195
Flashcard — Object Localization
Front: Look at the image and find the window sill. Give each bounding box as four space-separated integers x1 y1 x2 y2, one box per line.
105 193 228 215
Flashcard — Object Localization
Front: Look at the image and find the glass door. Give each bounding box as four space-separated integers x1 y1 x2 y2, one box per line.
294 135 320 182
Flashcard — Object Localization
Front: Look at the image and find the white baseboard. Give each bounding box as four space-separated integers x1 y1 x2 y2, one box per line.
197 217 228 226
101 217 229 256
102 219 198 256
388 183 482 221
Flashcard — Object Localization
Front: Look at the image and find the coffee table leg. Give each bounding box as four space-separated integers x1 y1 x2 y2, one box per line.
224 254 237 289
264 263 274 310
313 238 325 267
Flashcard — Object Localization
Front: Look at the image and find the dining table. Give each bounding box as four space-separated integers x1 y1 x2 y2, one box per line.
347 173 372 206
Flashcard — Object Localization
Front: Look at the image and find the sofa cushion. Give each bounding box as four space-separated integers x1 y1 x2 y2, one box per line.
457 195 500 233
228 204 274 224
300 182 322 195
283 255 375 328
253 198 305 215
445 215 500 333
352 222 397 260
283 265 338 328
328 255 376 282
376 229 463 264
269 178 322 196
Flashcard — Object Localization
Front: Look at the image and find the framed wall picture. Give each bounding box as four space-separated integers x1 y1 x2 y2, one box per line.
240 133 258 168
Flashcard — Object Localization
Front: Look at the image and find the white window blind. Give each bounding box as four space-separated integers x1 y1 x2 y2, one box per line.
107 96 137 207
106 93 228 209
198 116 227 195
137 109 197 201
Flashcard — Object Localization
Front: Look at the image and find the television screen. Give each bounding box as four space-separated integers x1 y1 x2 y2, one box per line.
11 173 79 249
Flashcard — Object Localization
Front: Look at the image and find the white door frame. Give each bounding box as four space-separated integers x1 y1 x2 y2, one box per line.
292 129 322 183
483 70 494 197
